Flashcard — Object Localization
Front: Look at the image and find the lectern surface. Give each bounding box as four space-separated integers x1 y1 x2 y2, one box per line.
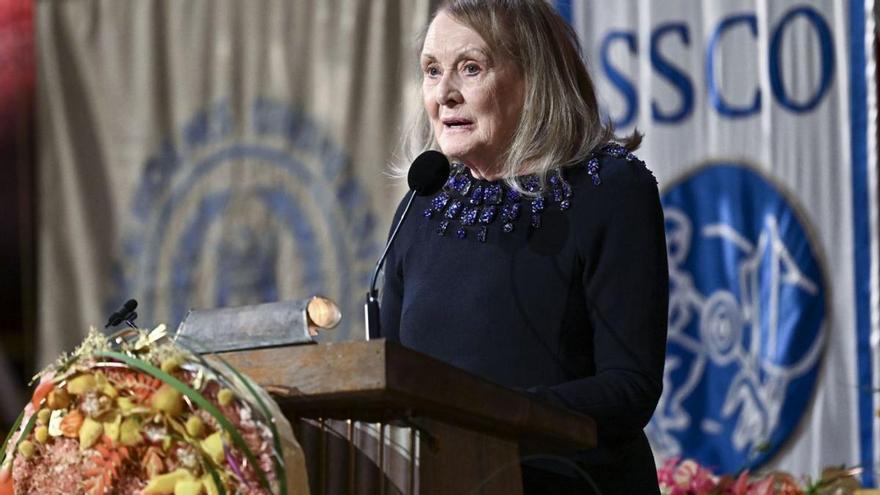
218 339 596 451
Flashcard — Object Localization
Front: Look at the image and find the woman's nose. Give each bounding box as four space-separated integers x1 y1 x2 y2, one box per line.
436 74 463 107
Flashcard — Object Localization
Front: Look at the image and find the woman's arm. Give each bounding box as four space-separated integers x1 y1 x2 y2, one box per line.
533 163 669 440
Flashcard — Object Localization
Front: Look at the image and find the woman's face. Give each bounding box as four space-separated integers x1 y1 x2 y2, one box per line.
421 12 524 176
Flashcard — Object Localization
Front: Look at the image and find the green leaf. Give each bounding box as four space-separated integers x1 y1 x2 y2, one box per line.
203 453 227 495
212 353 287 495
173 335 286 494
95 351 272 493
1 412 38 468
0 409 25 466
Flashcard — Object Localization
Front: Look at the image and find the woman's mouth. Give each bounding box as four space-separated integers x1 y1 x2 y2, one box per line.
442 118 474 131
443 118 473 129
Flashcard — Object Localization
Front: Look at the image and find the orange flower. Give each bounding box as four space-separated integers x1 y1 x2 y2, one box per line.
60 409 85 438
0 464 13 495
31 380 55 410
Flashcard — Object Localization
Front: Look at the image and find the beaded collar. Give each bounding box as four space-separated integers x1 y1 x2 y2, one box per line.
422 143 638 243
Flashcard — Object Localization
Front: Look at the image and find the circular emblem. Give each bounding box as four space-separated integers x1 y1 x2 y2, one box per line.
647 163 826 472
109 98 378 340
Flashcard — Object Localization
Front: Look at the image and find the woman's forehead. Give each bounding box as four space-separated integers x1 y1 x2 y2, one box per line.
422 12 491 57
420 47 489 63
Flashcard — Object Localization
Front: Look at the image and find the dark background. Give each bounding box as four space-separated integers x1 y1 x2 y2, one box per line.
0 0 35 439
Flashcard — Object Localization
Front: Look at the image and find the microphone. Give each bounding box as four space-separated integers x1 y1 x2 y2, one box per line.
406 150 451 195
105 299 138 328
365 151 450 340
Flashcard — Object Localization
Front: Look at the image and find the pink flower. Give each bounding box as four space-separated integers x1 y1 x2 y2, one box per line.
657 457 680 487
657 458 810 495
657 458 719 494
687 462 718 494
748 476 775 495
731 471 750 495
673 459 700 486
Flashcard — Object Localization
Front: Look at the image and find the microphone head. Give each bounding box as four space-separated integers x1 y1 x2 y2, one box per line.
105 299 139 328
407 150 450 196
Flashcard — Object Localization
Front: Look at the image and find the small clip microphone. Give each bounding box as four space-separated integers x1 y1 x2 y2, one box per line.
105 299 138 328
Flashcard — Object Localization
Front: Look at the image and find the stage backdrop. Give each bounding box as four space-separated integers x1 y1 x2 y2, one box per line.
37 0 434 362
38 0 880 481
564 0 880 482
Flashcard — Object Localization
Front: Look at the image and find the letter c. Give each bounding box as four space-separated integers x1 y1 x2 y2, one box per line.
707 14 761 118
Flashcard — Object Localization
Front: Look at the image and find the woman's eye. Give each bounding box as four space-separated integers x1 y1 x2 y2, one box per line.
464 63 481 75
425 66 441 78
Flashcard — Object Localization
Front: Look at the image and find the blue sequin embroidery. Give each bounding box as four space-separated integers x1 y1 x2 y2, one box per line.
427 143 636 242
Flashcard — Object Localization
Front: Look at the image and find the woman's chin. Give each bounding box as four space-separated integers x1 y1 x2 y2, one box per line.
438 144 478 164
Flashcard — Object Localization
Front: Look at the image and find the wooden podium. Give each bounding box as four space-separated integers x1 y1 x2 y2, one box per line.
220 339 596 495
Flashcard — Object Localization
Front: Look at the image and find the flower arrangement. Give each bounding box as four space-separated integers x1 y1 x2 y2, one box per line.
657 458 864 495
0 326 307 495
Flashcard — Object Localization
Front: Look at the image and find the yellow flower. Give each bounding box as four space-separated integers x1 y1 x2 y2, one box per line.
185 416 205 438
216 389 234 407
142 469 194 495
104 413 122 444
200 474 220 495
34 426 49 444
17 441 34 459
66 374 97 395
161 356 184 374
200 432 225 464
120 417 143 446
46 389 71 410
79 417 103 450
94 371 118 398
152 384 184 417
36 408 51 425
174 479 203 495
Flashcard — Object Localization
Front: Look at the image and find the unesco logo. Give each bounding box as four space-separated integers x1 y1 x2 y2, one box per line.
109 98 377 339
647 163 826 472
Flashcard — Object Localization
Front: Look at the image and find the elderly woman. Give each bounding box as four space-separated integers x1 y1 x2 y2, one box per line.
379 1 668 493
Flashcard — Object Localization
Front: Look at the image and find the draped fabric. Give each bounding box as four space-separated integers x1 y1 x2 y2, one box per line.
37 0 433 364
568 0 879 482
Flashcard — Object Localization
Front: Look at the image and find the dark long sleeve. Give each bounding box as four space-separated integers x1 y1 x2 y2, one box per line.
534 166 668 438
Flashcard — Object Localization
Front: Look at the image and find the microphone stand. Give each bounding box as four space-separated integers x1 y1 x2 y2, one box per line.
365 150 450 340
365 189 419 340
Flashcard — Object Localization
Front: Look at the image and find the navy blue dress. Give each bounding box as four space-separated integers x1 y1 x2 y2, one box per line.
379 146 668 494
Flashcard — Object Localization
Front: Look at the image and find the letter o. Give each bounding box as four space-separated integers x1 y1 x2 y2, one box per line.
769 6 835 113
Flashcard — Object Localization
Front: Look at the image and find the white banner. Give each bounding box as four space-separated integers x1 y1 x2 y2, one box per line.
569 0 878 480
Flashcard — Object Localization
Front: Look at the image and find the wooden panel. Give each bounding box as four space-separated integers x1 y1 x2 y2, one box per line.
418 418 522 495
293 419 412 495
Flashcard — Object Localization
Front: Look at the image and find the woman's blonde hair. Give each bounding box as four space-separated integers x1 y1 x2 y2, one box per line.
395 0 640 193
